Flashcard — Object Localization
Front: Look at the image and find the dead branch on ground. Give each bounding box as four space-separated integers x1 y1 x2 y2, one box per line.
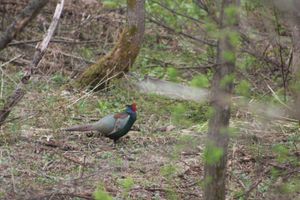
0 0 49 51
0 0 64 126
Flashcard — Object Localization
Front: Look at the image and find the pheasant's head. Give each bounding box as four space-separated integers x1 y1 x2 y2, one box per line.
126 103 137 113
131 103 137 112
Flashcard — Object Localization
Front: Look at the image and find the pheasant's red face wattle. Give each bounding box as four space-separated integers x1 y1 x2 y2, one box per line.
131 103 137 112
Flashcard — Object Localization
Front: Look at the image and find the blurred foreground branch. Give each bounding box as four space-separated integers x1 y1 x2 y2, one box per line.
129 75 296 122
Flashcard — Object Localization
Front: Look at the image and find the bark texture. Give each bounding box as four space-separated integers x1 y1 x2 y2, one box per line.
0 0 49 51
77 0 145 89
272 0 300 121
204 0 238 200
290 13 300 121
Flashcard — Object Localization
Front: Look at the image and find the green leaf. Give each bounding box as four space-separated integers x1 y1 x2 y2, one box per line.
172 103 185 121
102 1 119 9
204 20 219 38
205 106 215 119
223 51 236 63
273 144 289 163
236 80 251 97
238 54 256 70
160 164 177 179
220 74 235 88
93 184 113 200
150 66 165 78
204 142 224 165
190 74 210 88
224 5 238 25
119 177 135 192
273 144 289 155
226 127 239 137
167 67 178 82
80 47 93 60
228 31 241 46
51 73 66 85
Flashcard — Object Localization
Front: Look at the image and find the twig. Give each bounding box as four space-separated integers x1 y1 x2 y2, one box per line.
0 0 49 50
147 16 216 46
0 0 64 126
244 179 263 199
8 38 103 46
8 151 17 194
0 69 3 98
20 135 76 151
235 167 270 199
66 67 121 108
267 84 291 110
145 187 200 197
61 154 90 167
38 140 77 151
149 0 204 24
0 55 23 68
20 43 96 64
30 192 93 200
0 55 23 85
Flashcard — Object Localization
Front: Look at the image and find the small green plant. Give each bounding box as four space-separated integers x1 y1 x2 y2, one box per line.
100 152 113 159
236 80 251 97
203 142 224 165
160 164 177 179
77 100 87 113
228 30 241 46
97 101 110 112
167 67 178 82
102 0 126 9
51 73 66 86
238 54 257 70
190 74 210 88
80 47 94 60
118 177 135 199
224 5 239 25
223 50 236 63
220 74 235 88
272 144 289 164
160 164 178 200
149 66 165 78
93 183 113 200
171 103 192 126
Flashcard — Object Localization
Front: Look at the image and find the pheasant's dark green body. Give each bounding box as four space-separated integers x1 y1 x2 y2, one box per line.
63 103 137 142
106 111 137 142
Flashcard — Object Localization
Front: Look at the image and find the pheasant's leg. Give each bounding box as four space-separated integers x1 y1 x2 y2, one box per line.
112 139 120 148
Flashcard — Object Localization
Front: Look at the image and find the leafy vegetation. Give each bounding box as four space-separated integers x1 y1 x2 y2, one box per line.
0 0 299 199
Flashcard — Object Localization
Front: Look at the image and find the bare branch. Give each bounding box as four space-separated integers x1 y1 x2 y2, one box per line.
150 0 205 24
147 16 216 46
0 0 49 51
0 0 65 126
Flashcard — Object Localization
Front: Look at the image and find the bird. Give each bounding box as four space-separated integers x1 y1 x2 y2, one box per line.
63 103 137 143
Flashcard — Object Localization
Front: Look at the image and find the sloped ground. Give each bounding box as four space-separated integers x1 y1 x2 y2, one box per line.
0 79 299 200
0 1 299 199
0 81 206 200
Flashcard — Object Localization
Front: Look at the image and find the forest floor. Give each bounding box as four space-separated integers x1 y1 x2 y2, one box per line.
0 78 299 200
0 1 299 199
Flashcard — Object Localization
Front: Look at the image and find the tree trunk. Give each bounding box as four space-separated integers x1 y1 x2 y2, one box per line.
204 0 238 200
0 0 49 51
290 13 300 121
77 0 145 89
270 0 300 121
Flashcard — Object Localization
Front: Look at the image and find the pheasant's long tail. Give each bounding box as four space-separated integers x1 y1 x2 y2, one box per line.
62 124 95 132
